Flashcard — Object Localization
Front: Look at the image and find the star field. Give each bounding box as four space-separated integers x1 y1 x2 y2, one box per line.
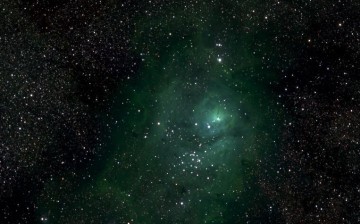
1 0 359 223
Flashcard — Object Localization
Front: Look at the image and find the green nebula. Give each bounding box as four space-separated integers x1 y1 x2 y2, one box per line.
106 41 278 223
37 1 283 223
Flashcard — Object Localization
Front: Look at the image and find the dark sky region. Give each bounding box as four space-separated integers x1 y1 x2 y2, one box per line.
0 0 359 223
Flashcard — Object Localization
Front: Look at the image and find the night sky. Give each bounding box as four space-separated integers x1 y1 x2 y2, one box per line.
1 0 359 223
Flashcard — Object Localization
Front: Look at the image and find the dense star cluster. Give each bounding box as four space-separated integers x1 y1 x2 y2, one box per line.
0 0 359 223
